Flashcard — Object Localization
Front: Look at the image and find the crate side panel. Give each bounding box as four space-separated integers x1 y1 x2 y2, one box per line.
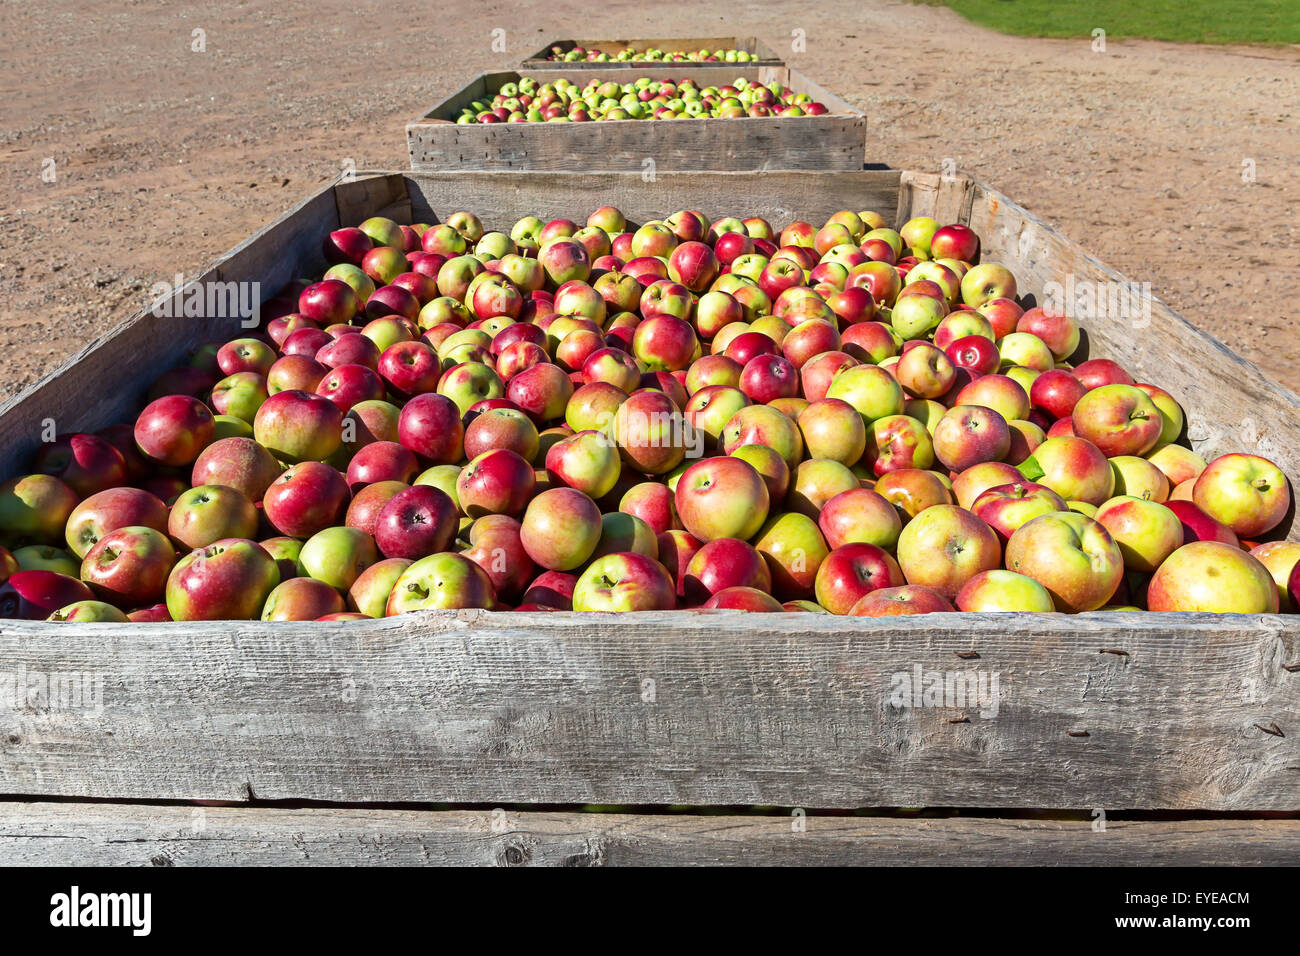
1 611 1295 809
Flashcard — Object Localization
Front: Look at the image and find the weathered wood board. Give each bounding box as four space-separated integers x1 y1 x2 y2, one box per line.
405 67 866 172
520 35 785 71
1 611 1296 808
3 802 1295 866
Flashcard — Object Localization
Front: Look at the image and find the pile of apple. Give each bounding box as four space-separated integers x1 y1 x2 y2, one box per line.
454 76 829 123
545 46 760 64
0 204 1295 624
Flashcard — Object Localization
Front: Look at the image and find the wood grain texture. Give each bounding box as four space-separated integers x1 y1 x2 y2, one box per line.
406 67 865 172
1 611 1296 808
390 169 903 231
2 802 1295 866
520 36 785 71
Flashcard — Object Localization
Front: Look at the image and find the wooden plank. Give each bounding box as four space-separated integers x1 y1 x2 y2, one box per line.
2 802 1295 866
1 610 1296 808
521 36 785 71
406 67 865 172
393 169 903 231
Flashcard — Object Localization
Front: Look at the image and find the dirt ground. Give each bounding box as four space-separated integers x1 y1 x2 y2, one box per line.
2 0 1297 404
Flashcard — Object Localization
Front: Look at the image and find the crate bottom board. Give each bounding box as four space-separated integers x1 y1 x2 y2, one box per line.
2 802 1297 866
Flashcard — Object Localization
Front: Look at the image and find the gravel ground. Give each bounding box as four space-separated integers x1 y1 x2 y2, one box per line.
1 0 1296 402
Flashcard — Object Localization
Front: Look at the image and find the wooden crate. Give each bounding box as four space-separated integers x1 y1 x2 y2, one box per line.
405 68 865 172
2 170 1298 865
520 35 785 71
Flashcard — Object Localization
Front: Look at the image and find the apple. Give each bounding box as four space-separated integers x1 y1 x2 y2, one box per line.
0 474 79 545
506 362 573 424
796 398 867 467
1109 455 1169 502
371 484 458 560
168 484 258 551
0 570 95 619
814 542 906 614
953 374 1030 423
722 405 805 472
633 314 699 372
895 504 1001 600
870 469 948 520
890 293 946 340
955 570 1054 612
608 389 687 475
739 354 799 405
397 393 464 464
1065 361 1131 393
1071 384 1163 457
702 587 785 612
250 389 342 464
386 553 496 613
64 486 169 559
263 462 350 539
739 509 826 599
296 526 378 590
165 537 279 621
456 448 536 517
346 557 413 617
521 569 580 610
460 514 535 600
1005 512 1123 612
825 364 905 425
895 343 955 400
324 227 373 266
1023 436 1115 505
519 487 602 571
683 537 771 604
1017 307 1079 361
1192 453 1291 538
134 394 216 466
667 241 720 292
316 331 381 371
190 437 282 503
344 480 408 537
78 526 176 607
260 577 347 621
1146 444 1206 488
43 598 131 622
848 584 955 616
933 405 1010 472
674 456 770 542
971 480 1067 543
1164 499 1240 548
1095 496 1184 572
997 332 1054 374
545 430 622 500
929 224 979 262
1148 541 1278 613
298 279 360 326
1029 369 1087 420
572 552 675 612
959 262 1016 308
934 311 994 351
31 433 127 499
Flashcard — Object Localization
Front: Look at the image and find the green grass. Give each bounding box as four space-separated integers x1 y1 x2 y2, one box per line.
921 0 1300 45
